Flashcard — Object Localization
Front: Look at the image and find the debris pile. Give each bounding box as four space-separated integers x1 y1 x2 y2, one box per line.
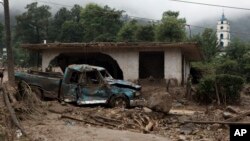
58 107 164 133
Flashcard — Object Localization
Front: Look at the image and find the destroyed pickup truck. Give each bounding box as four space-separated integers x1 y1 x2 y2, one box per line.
15 64 143 108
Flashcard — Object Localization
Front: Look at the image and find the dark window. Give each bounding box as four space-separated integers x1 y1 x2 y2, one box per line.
139 52 164 79
220 41 224 47
221 26 223 29
220 34 224 39
221 21 223 24
70 71 81 83
86 71 100 85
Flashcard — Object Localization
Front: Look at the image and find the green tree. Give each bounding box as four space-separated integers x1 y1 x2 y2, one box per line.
15 2 51 43
156 11 186 42
49 7 71 41
135 25 155 41
80 4 123 42
193 28 219 61
225 39 248 62
71 4 82 22
59 21 84 42
117 20 138 42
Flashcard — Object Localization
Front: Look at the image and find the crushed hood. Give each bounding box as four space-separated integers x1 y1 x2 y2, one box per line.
105 78 141 91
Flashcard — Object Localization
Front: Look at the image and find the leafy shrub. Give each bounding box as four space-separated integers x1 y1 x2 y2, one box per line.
195 74 244 104
195 75 216 104
216 59 239 75
216 74 244 104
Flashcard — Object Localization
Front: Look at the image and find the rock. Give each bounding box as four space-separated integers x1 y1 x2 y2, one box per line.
178 116 190 123
143 107 152 113
178 135 186 141
178 99 188 104
223 112 233 119
173 102 183 108
180 123 195 135
147 92 172 114
210 124 221 130
226 106 238 114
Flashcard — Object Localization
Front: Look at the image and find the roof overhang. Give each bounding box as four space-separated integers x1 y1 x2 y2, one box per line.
21 42 204 61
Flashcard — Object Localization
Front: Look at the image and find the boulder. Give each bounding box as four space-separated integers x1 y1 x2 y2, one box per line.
147 92 172 114
143 107 152 113
223 112 233 119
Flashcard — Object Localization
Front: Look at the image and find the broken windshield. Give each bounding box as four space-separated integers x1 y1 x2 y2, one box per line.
100 70 113 79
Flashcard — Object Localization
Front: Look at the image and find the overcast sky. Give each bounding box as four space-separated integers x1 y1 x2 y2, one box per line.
2 0 250 24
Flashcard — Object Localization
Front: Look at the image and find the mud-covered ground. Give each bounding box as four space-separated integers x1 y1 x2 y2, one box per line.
1 81 250 141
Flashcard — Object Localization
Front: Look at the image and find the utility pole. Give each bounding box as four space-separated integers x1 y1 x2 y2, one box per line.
3 0 15 84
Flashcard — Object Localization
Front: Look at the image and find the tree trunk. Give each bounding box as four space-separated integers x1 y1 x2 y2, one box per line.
3 0 15 84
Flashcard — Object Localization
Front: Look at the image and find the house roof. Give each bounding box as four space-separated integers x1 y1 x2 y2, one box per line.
21 42 203 61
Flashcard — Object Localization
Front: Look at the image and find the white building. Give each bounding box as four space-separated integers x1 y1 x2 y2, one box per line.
217 13 230 48
21 42 203 85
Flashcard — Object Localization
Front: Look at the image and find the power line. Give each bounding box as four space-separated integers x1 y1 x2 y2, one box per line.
31 0 73 8
187 24 250 36
168 0 250 11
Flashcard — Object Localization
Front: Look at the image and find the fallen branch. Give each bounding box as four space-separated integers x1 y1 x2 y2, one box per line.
91 117 118 127
61 114 102 126
1 87 27 136
4 83 17 104
92 115 123 123
225 111 250 122
185 120 250 125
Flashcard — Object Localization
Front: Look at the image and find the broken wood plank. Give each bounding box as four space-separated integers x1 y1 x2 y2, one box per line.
91 115 123 123
185 120 250 125
144 121 154 133
225 111 250 122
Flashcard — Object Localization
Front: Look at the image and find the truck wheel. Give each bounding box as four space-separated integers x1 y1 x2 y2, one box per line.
31 86 44 100
109 95 129 108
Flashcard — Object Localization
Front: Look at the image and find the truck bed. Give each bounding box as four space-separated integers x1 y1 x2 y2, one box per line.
15 70 63 98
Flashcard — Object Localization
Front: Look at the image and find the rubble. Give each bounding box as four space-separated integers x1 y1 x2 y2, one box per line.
3 80 250 141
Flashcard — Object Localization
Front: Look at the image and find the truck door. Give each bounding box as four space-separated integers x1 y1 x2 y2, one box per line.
77 70 109 105
61 70 81 102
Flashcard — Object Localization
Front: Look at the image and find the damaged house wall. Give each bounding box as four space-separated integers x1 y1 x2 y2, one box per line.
24 42 203 85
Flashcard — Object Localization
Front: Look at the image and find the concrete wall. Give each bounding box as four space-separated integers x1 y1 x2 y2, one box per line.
41 48 187 84
105 50 139 81
164 49 182 85
42 51 60 71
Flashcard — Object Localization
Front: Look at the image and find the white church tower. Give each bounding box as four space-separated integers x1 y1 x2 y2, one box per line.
217 13 230 49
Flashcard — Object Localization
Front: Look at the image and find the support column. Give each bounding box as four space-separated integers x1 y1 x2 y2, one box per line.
164 49 182 85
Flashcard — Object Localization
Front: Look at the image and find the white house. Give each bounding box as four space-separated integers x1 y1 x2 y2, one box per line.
21 42 203 85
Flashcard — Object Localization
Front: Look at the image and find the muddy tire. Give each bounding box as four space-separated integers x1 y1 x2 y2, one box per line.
109 95 129 108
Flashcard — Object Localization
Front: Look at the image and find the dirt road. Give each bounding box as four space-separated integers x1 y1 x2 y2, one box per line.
24 120 170 141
